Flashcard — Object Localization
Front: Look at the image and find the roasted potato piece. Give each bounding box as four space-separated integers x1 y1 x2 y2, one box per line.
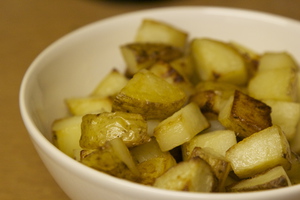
170 54 199 85
229 41 260 78
153 157 218 192
120 43 183 76
135 19 188 48
290 121 300 154
112 69 186 120
191 38 248 86
91 69 128 98
80 112 150 149
137 153 176 185
257 52 298 72
226 125 292 179
190 147 231 192
263 100 300 141
182 129 237 160
154 102 209 152
218 90 272 138
248 67 298 102
190 81 246 116
226 166 291 192
80 141 139 182
52 115 83 158
149 61 195 97
65 97 112 116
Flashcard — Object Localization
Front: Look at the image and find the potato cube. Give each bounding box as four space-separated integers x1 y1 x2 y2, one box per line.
80 112 150 149
91 69 128 98
153 157 218 192
154 102 209 152
190 147 231 192
65 97 112 116
258 52 298 72
137 153 176 185
80 142 139 182
248 68 298 102
226 125 292 178
120 43 183 76
191 38 248 85
218 90 272 138
112 69 186 120
182 129 237 159
135 19 188 48
263 100 300 141
149 61 195 97
226 166 291 192
52 115 83 158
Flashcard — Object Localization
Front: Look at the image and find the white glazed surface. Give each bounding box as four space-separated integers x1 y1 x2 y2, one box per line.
20 6 300 200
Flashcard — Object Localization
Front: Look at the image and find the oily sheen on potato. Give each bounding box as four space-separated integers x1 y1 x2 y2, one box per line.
51 18 300 194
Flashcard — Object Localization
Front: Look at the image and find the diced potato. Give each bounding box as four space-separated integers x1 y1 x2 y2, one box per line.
290 121 300 154
80 112 150 149
226 166 291 192
149 61 195 97
137 153 177 185
191 38 248 85
154 102 209 152
52 115 82 158
257 52 298 72
182 129 237 160
190 147 231 192
112 69 186 120
190 81 246 115
91 69 128 98
226 125 292 179
170 54 199 85
218 90 272 138
229 41 260 78
120 43 183 76
130 139 166 163
109 137 139 176
248 68 298 102
146 120 160 137
153 157 218 192
135 19 188 48
65 97 112 116
80 142 139 182
263 100 300 141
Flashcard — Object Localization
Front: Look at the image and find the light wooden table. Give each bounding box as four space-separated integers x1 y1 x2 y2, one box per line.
1 0 300 199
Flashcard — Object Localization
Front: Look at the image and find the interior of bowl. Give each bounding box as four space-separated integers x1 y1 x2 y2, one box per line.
20 6 300 200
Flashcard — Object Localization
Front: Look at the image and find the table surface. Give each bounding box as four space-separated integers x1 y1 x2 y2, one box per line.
2 0 300 199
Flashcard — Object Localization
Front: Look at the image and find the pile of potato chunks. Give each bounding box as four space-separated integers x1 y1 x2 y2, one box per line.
52 19 300 193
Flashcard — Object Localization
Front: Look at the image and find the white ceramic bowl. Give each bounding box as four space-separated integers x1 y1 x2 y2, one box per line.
20 6 300 200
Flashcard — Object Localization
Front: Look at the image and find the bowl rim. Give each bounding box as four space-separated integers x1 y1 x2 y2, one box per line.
19 5 300 199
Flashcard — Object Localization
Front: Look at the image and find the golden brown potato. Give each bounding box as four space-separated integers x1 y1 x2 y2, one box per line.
218 90 272 138
226 166 291 192
135 19 188 48
52 115 83 158
80 111 150 149
149 61 195 97
112 69 186 120
182 129 237 160
257 52 298 72
80 141 139 182
191 38 248 86
65 97 112 116
91 69 128 98
153 157 218 192
154 102 209 152
226 125 292 179
190 147 231 192
190 81 246 116
120 43 183 76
